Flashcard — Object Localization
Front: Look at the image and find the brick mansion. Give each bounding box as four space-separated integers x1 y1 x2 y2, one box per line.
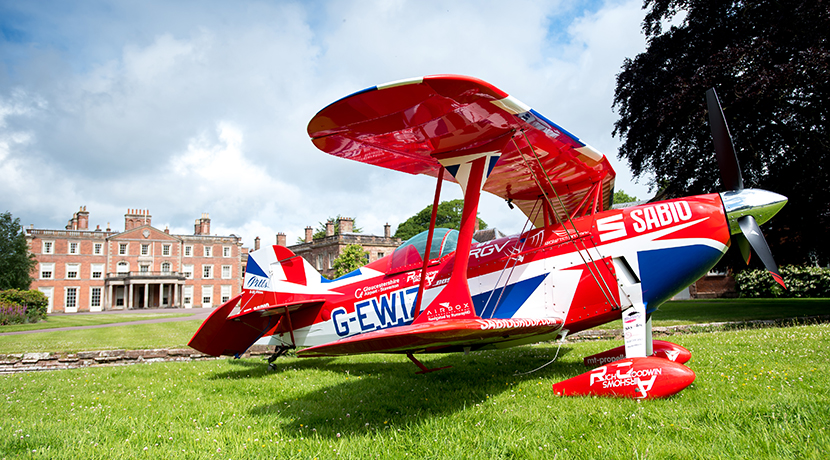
26 207 244 313
26 208 405 313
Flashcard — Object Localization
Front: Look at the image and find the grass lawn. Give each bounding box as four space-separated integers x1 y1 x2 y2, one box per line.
1 323 827 459
0 321 202 354
0 313 193 333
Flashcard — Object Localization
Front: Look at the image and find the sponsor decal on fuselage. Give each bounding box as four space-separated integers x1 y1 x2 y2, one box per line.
597 200 694 242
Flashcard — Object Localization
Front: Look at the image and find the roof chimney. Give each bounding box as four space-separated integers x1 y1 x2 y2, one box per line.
338 217 354 234
325 220 334 237
276 233 286 247
254 236 261 251
384 223 391 238
305 226 313 243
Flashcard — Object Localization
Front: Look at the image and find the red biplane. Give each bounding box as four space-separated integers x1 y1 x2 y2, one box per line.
189 75 786 398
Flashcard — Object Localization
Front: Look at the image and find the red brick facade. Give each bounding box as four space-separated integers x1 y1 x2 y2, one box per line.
26 207 243 313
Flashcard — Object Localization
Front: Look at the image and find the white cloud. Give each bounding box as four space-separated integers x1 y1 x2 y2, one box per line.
0 0 653 246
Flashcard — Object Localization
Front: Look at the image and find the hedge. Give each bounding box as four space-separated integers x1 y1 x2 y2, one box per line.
0 289 49 324
735 265 830 298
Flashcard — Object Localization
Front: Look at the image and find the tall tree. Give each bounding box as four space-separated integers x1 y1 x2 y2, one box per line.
0 211 36 290
394 199 487 241
613 190 639 205
613 0 830 266
331 244 369 279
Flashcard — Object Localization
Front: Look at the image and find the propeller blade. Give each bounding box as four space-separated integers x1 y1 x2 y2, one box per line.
706 88 744 191
733 232 752 265
738 215 786 289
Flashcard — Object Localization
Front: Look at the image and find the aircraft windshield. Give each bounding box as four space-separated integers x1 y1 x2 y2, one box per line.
390 228 459 270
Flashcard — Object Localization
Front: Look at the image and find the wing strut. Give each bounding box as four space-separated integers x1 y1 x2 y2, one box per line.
512 132 621 310
412 134 508 323
412 166 445 320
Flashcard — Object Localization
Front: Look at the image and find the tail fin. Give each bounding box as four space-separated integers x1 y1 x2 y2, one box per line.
189 246 334 357
244 245 328 294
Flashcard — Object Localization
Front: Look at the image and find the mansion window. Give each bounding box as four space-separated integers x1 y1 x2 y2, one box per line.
183 264 194 279
223 246 231 257
221 285 231 303
184 245 192 257
141 244 150 256
93 243 102 255
65 287 77 310
221 265 231 279
202 286 213 307
42 241 54 254
91 264 104 279
66 264 80 279
161 262 171 273
40 263 54 279
183 286 193 306
90 288 101 308
117 261 129 273
119 243 128 255
68 242 79 255
203 265 213 279
139 264 150 273
204 246 212 257
162 244 171 256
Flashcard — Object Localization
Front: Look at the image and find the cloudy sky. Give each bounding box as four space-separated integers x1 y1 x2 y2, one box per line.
0 0 654 248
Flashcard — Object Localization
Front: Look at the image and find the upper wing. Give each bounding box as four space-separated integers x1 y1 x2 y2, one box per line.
308 75 615 226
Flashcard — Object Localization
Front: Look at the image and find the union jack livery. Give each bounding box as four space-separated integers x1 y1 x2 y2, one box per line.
190 75 787 398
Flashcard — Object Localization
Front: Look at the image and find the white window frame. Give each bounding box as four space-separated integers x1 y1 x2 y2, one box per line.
91 263 104 279
90 287 102 311
183 264 194 279
65 287 79 313
117 261 130 273
162 244 171 256
223 246 231 257
183 286 193 308
141 244 150 256
221 285 231 303
161 262 171 273
221 265 231 279
184 245 192 257
201 285 213 308
40 263 54 280
68 241 80 255
65 263 80 279
204 246 212 257
42 240 54 254
119 243 128 255
93 242 103 255
202 265 213 279
139 264 150 273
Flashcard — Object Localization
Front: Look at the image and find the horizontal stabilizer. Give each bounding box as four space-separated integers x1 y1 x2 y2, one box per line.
189 294 306 357
298 317 563 357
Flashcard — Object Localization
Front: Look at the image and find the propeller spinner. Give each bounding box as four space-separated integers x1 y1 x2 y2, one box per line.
706 88 788 288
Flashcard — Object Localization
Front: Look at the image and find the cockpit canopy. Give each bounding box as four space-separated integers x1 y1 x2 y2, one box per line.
390 228 459 271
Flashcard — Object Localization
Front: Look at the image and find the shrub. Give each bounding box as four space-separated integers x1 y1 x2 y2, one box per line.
0 289 48 323
0 299 28 325
735 265 830 298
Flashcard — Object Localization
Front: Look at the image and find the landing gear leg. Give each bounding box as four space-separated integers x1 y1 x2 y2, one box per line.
267 346 294 370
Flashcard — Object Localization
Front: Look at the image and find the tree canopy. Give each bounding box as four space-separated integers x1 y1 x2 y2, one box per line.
0 212 36 290
331 244 368 279
613 190 639 205
394 199 487 241
613 0 829 266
